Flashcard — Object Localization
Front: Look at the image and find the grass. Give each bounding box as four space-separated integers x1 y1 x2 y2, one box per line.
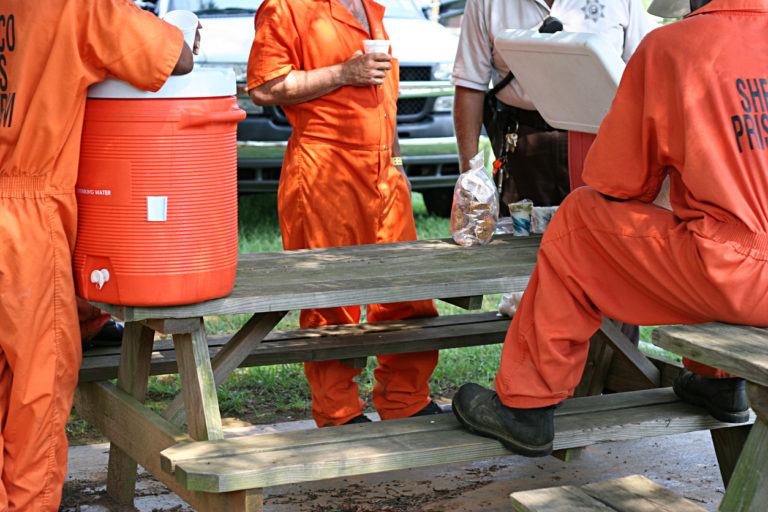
67 192 677 444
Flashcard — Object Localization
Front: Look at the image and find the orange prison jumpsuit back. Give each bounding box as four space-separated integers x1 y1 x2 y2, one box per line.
495 0 768 408
247 0 438 427
0 1 181 509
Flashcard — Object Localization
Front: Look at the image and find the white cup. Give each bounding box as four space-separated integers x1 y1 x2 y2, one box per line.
362 39 390 54
163 10 199 50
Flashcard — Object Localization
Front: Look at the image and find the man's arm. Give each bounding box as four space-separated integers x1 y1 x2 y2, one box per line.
453 85 485 173
249 51 391 106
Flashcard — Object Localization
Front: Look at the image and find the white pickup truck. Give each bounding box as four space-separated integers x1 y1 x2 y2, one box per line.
139 0 463 216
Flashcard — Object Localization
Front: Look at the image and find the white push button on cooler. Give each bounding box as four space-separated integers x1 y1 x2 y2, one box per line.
90 268 110 290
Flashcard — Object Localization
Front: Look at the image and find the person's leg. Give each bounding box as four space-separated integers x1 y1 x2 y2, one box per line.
367 301 439 419
0 193 81 510
367 165 440 419
454 188 759 454
301 307 371 426
494 188 737 407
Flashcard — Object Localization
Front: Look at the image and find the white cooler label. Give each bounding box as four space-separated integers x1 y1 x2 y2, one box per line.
147 196 168 222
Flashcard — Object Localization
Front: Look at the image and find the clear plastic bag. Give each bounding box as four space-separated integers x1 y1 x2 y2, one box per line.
498 291 524 317
450 151 499 246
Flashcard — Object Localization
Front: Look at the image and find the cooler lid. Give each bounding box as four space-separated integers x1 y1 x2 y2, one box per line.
494 29 625 134
87 67 236 99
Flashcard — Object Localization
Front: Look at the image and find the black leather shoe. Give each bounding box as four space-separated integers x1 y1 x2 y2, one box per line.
83 319 124 349
343 414 373 425
673 369 749 423
452 383 555 457
410 400 444 417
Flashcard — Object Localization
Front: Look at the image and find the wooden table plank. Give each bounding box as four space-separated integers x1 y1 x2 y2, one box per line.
164 395 749 492
653 324 768 387
581 474 708 512
91 235 540 321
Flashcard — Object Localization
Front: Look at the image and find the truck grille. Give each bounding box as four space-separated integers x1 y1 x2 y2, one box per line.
400 66 432 81
397 98 428 116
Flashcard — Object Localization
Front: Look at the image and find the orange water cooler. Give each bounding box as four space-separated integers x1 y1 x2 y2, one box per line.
74 68 246 306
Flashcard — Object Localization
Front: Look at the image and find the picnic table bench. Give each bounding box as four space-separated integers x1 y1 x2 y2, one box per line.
654 323 768 512
74 234 752 511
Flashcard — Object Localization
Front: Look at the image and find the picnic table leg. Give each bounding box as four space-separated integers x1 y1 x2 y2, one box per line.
710 425 751 487
105 321 155 506
719 383 768 512
162 311 286 426
197 488 264 512
172 317 224 440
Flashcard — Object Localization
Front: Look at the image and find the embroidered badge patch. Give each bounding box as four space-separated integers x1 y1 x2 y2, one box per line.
582 0 605 23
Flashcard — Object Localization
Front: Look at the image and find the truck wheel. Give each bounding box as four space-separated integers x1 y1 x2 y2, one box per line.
421 187 454 217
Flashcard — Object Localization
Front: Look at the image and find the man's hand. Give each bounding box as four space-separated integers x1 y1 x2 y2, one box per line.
193 22 202 55
341 50 392 86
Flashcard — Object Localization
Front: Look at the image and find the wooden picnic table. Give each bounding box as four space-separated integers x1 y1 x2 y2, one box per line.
73 234 749 511
75 234 539 510
654 324 768 512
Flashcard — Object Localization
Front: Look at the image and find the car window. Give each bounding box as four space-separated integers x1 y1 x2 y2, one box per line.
166 0 426 19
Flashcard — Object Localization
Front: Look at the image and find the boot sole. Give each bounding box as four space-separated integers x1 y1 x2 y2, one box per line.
673 380 750 424
452 402 553 458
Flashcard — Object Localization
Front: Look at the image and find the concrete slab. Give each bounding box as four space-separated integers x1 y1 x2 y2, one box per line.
61 415 725 511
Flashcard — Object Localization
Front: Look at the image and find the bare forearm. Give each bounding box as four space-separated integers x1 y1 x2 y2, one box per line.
249 51 392 106
250 66 346 105
453 86 485 172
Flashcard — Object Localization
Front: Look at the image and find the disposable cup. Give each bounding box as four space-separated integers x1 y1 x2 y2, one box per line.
362 39 390 54
164 10 199 49
531 206 558 234
508 199 533 236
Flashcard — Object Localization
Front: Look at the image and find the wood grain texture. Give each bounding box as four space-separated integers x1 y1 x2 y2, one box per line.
173 322 223 441
79 312 511 382
106 321 155 506
581 474 708 512
90 235 540 321
719 419 768 512
510 475 709 512
653 324 768 387
160 388 753 492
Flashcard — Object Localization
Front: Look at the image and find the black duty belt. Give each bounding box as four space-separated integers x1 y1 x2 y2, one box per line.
498 102 559 132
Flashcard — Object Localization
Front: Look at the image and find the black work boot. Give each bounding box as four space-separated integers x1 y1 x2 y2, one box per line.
343 414 373 425
673 369 749 423
452 383 555 457
410 400 444 417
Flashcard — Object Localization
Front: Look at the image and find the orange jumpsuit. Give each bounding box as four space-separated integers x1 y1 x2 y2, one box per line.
247 0 438 427
0 2 182 509
496 0 768 408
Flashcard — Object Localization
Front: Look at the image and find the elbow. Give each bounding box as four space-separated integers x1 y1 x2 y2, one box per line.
248 88 276 107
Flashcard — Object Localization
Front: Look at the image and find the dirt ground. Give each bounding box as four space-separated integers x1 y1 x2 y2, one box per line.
60 417 726 512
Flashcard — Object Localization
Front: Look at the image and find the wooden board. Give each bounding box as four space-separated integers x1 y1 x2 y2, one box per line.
79 312 511 382
89 235 540 321
580 474 708 512
159 388 753 492
510 475 708 512
653 324 768 387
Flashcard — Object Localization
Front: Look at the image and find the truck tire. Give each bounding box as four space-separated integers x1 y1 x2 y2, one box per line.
421 187 454 218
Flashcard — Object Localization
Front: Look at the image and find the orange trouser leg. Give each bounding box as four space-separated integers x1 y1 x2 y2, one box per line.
496 187 768 408
303 306 368 427
368 300 438 420
77 298 111 344
0 191 81 511
282 141 439 426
